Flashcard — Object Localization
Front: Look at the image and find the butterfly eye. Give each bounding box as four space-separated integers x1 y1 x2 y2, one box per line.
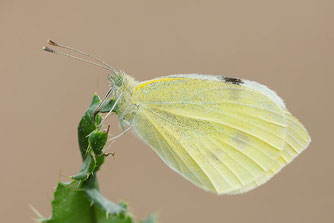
114 75 123 87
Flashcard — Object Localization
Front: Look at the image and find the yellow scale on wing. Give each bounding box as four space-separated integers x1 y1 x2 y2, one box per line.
116 74 310 194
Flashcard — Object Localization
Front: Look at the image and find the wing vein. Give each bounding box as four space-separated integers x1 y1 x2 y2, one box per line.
146 104 283 152
142 111 217 191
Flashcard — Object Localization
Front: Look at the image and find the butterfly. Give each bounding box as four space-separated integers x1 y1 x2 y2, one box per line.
44 40 311 194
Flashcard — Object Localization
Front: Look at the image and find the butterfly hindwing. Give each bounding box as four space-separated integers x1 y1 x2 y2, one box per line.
130 74 310 194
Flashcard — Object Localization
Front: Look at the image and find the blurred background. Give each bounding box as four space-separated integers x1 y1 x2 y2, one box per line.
1 0 333 222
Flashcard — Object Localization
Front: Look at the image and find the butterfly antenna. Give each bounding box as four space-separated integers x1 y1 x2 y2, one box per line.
43 46 116 73
47 40 117 74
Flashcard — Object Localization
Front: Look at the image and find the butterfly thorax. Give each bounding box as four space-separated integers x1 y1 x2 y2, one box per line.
113 73 139 125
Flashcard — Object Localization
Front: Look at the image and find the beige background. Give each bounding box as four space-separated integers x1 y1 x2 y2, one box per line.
1 0 333 222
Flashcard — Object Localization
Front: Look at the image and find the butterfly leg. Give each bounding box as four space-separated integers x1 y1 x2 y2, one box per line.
107 126 133 143
97 92 123 128
102 126 132 154
93 87 113 118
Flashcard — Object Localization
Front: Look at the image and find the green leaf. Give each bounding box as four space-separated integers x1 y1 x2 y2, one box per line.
78 94 102 159
42 181 133 223
42 181 93 223
71 153 96 180
93 207 134 223
83 175 127 216
74 94 110 179
89 130 108 156
98 98 120 114
94 155 105 172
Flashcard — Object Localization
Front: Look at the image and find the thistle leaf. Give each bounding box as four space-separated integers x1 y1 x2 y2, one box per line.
39 94 157 223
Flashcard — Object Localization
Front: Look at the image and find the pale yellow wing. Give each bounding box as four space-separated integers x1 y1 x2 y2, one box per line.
131 74 310 194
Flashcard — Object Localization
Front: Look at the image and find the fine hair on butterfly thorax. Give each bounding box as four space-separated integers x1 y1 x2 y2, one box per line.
43 40 136 146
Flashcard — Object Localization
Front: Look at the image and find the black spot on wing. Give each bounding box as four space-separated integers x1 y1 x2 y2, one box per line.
223 76 243 85
216 76 243 85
